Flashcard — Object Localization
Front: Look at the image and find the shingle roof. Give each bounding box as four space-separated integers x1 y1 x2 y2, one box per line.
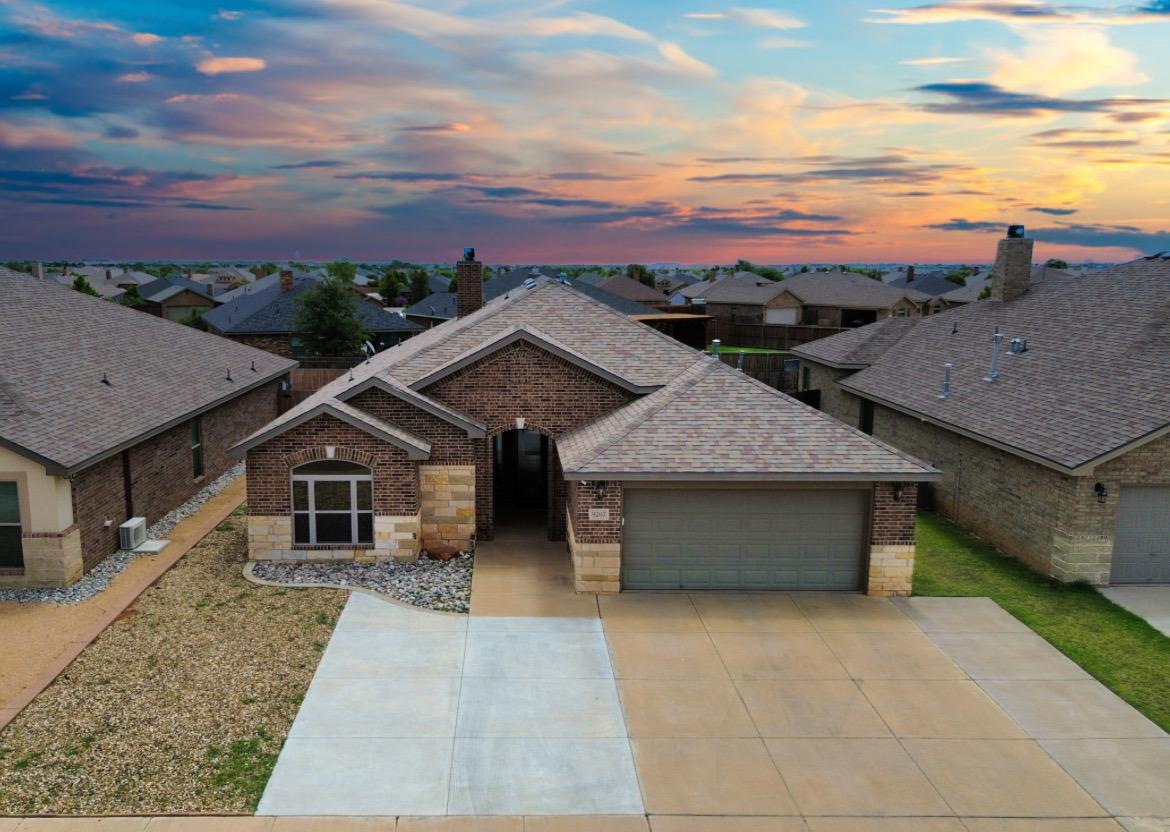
404 292 457 319
203 277 421 335
888 272 965 298
233 279 937 480
138 276 214 304
827 259 1170 471
792 317 922 369
214 271 284 303
596 274 666 303
557 358 937 480
677 280 716 299
702 274 785 305
779 271 931 308
0 267 296 474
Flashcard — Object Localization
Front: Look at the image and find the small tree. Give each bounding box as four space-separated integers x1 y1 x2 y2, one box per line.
380 267 405 300
118 285 145 307
72 275 100 296
1045 258 1069 269
325 258 357 283
293 273 369 356
626 263 652 287
408 269 430 304
179 308 208 330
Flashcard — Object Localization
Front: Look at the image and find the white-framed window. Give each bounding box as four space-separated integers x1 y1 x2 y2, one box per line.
191 417 205 479
291 460 373 545
893 308 909 318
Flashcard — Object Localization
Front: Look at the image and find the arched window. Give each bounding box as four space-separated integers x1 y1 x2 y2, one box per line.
291 460 373 545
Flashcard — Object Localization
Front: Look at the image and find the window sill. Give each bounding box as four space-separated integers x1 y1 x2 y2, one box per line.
292 542 375 551
0 567 25 576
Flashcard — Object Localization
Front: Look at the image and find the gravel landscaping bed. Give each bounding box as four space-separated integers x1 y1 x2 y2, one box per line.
249 551 473 613
0 506 344 815
0 463 244 605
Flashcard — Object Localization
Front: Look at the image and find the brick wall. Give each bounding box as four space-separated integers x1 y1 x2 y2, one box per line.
422 340 636 540
870 481 917 546
348 388 478 465
71 379 282 572
228 333 294 358
245 413 419 516
801 360 861 427
566 480 623 592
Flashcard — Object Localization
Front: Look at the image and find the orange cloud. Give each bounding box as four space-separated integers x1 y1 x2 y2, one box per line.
196 55 267 75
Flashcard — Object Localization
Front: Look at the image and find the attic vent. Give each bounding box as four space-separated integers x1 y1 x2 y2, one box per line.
983 328 1004 382
1009 337 1028 355
522 278 538 289
938 363 953 400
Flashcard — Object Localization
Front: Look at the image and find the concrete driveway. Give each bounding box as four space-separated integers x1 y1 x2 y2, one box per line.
1101 585 1170 637
259 532 1170 829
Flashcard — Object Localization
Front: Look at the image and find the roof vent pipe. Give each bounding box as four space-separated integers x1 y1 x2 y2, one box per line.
711 339 721 359
984 328 1003 382
938 363 952 400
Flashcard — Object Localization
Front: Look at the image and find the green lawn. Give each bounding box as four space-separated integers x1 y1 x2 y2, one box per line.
914 512 1170 733
705 344 788 355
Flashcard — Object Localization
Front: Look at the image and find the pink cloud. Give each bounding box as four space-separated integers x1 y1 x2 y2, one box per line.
196 55 267 75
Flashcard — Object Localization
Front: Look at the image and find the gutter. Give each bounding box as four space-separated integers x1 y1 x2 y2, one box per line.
561 470 941 483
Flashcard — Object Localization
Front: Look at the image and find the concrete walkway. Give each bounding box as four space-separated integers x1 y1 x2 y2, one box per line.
258 527 641 817
1100 586 1170 637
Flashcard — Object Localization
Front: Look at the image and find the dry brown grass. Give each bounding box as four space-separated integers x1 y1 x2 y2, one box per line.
0 507 345 815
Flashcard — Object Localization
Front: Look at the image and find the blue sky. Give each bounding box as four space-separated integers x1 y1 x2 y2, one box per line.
1 0 1168 262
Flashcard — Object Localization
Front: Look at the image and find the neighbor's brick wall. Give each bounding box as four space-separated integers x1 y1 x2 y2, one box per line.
245 413 419 517
871 404 1070 577
800 360 861 427
226 333 294 358
71 380 282 573
421 340 636 540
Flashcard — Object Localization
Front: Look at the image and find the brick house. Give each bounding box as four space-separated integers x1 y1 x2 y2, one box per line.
136 276 217 322
705 270 930 327
794 233 1170 586
0 267 295 588
232 253 937 596
204 270 422 359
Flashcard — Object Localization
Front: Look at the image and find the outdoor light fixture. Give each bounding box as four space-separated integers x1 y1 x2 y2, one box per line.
893 483 905 502
1094 482 1108 504
515 416 526 431
595 481 608 501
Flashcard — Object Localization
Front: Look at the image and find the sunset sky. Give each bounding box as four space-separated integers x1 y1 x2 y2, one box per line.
1 0 1169 263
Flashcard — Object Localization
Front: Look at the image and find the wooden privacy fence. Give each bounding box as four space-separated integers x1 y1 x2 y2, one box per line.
713 351 800 392
711 320 845 351
278 364 350 413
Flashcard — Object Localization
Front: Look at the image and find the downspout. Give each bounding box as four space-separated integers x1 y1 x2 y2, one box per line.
121 450 134 519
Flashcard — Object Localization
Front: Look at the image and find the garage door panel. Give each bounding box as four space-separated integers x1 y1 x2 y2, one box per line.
623 489 868 591
1111 486 1170 584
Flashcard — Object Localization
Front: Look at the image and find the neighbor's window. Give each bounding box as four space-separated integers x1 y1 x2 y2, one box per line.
191 417 205 479
801 366 812 392
894 308 909 318
292 460 373 545
0 481 23 570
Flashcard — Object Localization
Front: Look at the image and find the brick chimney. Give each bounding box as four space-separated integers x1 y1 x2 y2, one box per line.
456 247 483 318
905 265 915 283
30 262 43 280
279 269 294 293
989 225 1034 302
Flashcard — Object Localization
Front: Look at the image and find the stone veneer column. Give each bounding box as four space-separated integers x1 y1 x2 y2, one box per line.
0 528 84 588
566 480 623 593
867 482 918 597
419 465 476 551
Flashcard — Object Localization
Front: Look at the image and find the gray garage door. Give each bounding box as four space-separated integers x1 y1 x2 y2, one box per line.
1111 486 1170 584
622 489 868 591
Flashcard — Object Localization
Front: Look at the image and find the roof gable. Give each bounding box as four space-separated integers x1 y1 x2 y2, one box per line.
408 325 662 395
336 375 486 437
229 400 431 459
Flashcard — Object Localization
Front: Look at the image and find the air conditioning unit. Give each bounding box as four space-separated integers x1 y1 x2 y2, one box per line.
119 517 147 550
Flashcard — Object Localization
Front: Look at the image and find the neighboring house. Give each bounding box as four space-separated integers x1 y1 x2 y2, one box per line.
137 277 217 322
655 273 697 295
203 271 422 358
0 267 295 588
793 235 1170 586
595 274 669 305
215 270 286 303
670 279 717 306
404 292 456 329
190 266 251 296
429 273 451 294
54 266 152 299
231 254 936 597
889 268 992 312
